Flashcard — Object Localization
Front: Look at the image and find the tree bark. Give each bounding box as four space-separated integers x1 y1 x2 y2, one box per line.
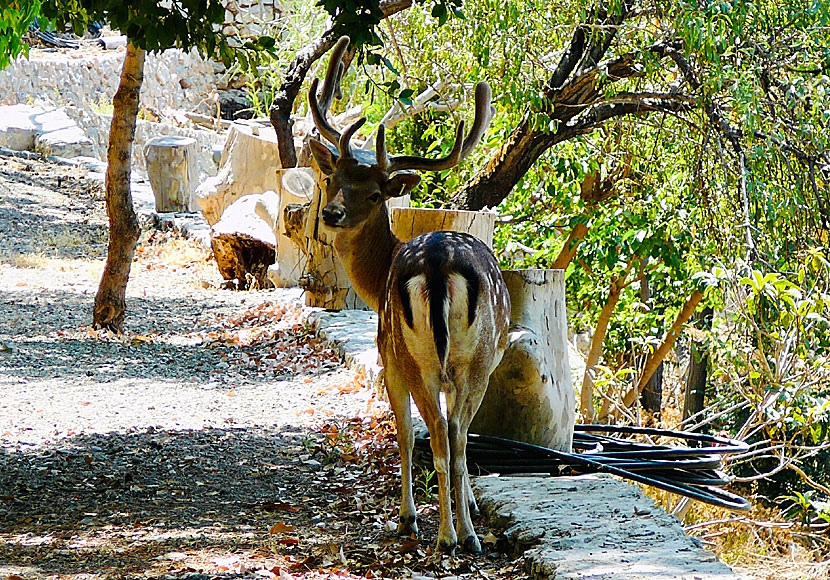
93 42 145 331
683 306 713 429
640 361 663 415
607 289 704 417
268 0 413 168
472 269 575 451
580 272 628 422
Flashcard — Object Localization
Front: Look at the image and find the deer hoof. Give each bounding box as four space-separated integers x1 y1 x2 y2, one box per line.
398 514 418 536
461 534 482 554
437 537 457 554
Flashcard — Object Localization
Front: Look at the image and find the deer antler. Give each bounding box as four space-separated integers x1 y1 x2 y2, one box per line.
309 35 350 147
377 82 495 173
310 36 495 174
338 117 366 159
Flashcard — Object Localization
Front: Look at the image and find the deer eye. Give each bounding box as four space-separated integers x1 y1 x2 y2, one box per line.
368 192 381 203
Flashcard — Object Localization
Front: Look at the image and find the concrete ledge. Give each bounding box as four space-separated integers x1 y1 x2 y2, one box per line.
475 474 749 580
0 104 93 157
305 308 382 388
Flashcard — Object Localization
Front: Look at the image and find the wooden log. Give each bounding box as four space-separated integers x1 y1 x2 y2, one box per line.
144 136 199 213
211 193 277 289
261 168 315 288
194 123 283 226
471 269 576 452
390 206 495 247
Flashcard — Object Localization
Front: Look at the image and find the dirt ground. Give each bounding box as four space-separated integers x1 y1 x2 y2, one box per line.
0 154 528 580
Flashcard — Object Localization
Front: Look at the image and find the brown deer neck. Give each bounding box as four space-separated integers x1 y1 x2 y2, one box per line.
332 206 401 314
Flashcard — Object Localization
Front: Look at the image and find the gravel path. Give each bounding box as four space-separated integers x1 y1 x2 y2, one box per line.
0 155 372 452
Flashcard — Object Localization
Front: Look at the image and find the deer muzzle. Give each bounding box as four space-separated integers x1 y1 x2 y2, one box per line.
321 203 346 227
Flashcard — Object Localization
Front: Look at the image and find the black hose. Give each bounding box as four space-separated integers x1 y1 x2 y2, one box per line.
413 425 751 511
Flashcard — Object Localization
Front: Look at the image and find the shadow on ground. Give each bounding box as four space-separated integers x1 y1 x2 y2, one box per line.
0 426 329 577
0 288 335 386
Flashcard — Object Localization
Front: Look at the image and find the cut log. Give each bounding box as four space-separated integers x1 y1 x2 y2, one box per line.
144 136 199 212
390 206 495 247
261 168 315 288
195 123 283 226
471 269 576 452
211 193 277 289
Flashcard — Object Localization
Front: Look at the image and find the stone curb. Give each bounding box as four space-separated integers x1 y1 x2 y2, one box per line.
475 474 750 580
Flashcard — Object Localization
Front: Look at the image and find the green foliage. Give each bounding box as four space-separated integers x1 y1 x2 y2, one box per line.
0 0 41 68
779 490 830 527
318 0 384 46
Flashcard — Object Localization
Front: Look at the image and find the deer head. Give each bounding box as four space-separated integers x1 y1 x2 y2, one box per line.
307 37 494 235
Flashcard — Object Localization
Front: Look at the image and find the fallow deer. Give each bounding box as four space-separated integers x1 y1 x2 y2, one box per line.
307 37 510 554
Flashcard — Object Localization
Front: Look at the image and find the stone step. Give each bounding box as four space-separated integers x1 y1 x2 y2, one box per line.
0 104 94 158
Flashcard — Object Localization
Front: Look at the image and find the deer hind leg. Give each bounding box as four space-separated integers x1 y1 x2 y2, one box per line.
410 385 456 553
382 363 417 536
447 370 489 554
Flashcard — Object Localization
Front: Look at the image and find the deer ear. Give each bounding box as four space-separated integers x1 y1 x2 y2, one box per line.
386 173 421 198
309 139 338 175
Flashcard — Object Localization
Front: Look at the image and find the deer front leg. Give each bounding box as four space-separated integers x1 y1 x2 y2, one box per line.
383 366 417 536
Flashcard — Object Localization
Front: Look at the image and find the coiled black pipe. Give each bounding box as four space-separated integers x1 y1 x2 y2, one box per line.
414 424 751 511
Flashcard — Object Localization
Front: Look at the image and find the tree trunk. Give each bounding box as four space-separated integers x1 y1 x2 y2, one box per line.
638 274 663 415
683 306 713 430
268 168 315 288
390 207 495 248
452 115 558 210
471 269 575 451
144 136 198 213
93 42 145 331
211 192 278 289
580 272 627 422
640 362 663 415
608 289 704 417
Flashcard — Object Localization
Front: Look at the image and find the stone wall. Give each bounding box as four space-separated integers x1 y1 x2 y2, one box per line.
0 48 225 120
223 0 281 38
66 107 224 180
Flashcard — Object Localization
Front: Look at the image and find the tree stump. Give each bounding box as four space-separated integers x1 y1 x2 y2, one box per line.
211 193 277 289
144 136 199 213
194 122 283 226
390 207 495 247
262 168 315 288
301 151 370 309
471 269 576 452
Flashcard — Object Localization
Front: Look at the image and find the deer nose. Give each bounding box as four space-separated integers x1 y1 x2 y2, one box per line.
322 203 345 226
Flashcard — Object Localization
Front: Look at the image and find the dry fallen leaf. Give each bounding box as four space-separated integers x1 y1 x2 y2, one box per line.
269 521 296 535
261 501 298 512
